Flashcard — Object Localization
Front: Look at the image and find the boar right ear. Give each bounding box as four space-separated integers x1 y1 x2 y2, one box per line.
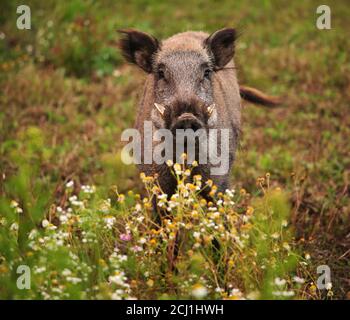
118 29 159 73
205 28 236 70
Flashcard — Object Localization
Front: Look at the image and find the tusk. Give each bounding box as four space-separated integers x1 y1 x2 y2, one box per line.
154 103 165 117
207 104 215 116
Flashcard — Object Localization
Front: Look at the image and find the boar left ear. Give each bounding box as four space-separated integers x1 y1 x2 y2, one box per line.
118 29 159 73
205 28 236 70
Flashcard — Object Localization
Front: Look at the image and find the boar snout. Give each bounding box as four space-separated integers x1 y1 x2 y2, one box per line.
161 98 215 133
171 113 203 132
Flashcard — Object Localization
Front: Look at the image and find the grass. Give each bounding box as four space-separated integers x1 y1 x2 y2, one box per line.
0 0 349 299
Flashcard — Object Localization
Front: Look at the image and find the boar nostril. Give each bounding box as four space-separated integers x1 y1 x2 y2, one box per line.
173 119 202 132
189 122 201 131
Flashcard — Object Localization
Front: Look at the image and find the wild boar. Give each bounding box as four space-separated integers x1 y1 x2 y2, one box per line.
118 28 278 200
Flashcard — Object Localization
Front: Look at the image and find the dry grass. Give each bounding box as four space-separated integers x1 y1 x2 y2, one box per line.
0 0 349 299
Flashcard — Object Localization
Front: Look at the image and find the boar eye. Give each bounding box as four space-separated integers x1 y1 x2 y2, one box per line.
158 69 165 79
204 69 211 79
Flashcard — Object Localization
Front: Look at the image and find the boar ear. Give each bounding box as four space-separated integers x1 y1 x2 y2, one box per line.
118 29 159 73
205 28 236 69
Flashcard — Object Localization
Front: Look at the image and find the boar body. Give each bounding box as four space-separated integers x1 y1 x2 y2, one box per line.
118 28 277 198
133 31 239 196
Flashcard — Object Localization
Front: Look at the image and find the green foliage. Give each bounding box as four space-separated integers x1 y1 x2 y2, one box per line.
0 166 307 299
0 0 348 299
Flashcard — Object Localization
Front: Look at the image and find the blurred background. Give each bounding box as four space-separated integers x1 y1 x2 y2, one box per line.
0 0 349 298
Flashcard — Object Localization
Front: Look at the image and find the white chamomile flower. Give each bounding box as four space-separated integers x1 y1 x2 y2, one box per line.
274 277 286 286
66 180 74 188
191 284 208 299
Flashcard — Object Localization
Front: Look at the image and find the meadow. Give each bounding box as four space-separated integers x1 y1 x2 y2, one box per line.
0 0 349 299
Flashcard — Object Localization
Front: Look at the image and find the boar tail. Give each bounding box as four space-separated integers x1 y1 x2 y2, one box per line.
240 85 281 107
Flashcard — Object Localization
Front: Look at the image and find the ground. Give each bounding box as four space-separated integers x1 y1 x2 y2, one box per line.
0 0 349 299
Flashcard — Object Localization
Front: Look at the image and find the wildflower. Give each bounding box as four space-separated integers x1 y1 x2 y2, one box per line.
42 219 50 228
134 203 142 212
246 206 254 215
191 210 199 219
271 232 280 239
274 277 287 286
170 193 179 201
229 288 244 300
10 222 18 232
309 283 317 293
305 253 311 260
62 269 72 276
173 163 182 175
34 266 46 274
146 279 154 287
212 211 220 219
203 235 213 245
272 290 295 297
281 219 288 227
66 180 74 189
185 222 193 230
109 272 128 287
120 233 132 241
157 194 167 200
112 68 122 78
206 179 213 187
59 215 68 224
66 276 82 284
283 242 291 251
186 183 198 192
136 215 144 223
242 215 249 223
149 239 157 246
193 232 201 239
184 169 191 177
293 276 305 284
240 188 246 196
139 238 147 244
15 206 23 213
131 245 143 252
81 185 96 194
191 284 208 299
10 200 19 208
166 159 173 167
28 229 37 240
192 160 198 167
71 200 84 207
169 232 176 240
99 199 111 213
118 194 125 203
209 185 217 197
104 216 116 230
193 174 202 181
325 282 332 290
283 291 295 297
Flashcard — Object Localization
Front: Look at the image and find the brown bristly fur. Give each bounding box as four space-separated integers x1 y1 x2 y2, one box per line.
239 85 281 107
